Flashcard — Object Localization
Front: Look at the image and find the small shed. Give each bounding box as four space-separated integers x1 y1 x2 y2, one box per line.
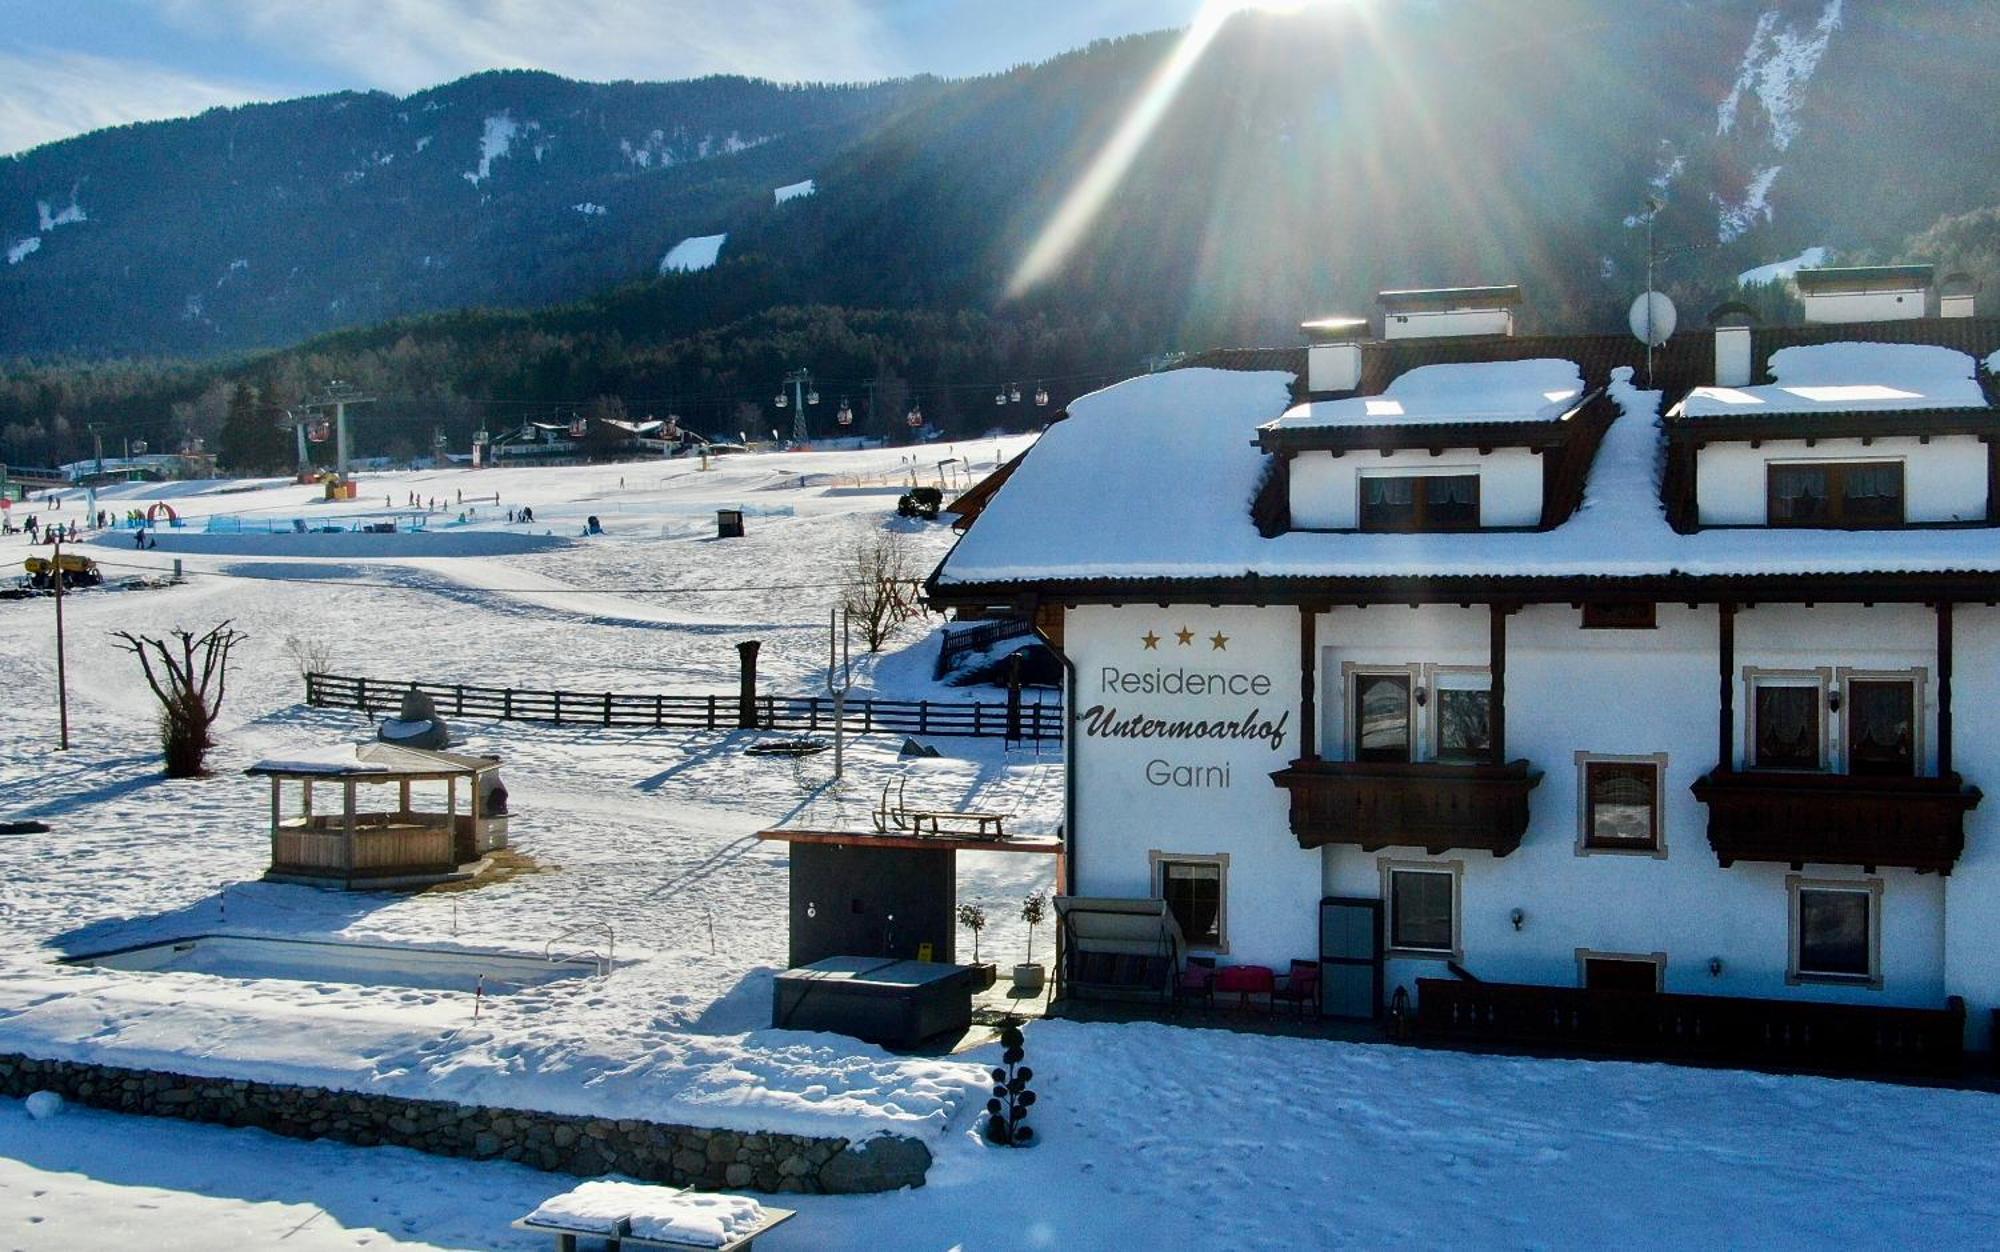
246 744 508 889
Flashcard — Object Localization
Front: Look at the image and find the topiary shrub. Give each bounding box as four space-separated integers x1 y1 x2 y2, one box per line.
983 1021 1037 1147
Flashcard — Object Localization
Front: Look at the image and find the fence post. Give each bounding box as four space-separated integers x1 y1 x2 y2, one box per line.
973 703 983 736
554 691 563 725
357 677 369 714
604 692 612 727
305 673 319 705
504 689 514 720
707 695 717 729
920 700 929 734
864 703 873 734
456 685 465 716
654 694 663 728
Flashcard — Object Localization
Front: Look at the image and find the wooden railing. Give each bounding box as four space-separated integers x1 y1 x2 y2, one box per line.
1692 769 1982 875
934 618 1037 676
1417 977 1965 1077
304 673 1062 743
1271 759 1542 857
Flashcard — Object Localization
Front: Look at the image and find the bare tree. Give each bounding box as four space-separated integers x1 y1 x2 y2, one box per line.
841 530 922 652
112 621 248 777
283 633 333 681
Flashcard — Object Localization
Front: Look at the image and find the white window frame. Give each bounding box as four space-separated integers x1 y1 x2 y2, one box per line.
1340 662 1423 763
1574 948 1668 991
1833 667 1927 776
1379 858 1463 961
1573 751 1670 858
1425 664 1493 765
1742 667 1833 772
1786 874 1883 989
1150 850 1230 955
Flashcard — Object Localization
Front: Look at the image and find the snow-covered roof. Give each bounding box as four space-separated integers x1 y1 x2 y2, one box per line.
1678 343 1988 419
1268 359 1584 430
935 358 2000 592
246 743 494 778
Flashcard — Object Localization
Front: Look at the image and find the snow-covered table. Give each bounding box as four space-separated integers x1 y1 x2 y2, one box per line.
514 1179 795 1251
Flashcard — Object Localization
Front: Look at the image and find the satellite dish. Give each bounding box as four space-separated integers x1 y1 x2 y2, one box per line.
1629 291 1678 347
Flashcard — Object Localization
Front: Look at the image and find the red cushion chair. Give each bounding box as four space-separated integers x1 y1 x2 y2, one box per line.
1271 960 1321 1017
1174 955 1217 1012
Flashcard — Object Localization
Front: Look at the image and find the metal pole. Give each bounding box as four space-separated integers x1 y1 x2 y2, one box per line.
334 399 350 479
52 535 68 750
1645 203 1657 389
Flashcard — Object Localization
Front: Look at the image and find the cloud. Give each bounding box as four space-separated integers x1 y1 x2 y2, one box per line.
0 46 275 157
156 0 902 95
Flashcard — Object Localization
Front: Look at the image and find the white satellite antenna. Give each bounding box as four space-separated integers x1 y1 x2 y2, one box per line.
1629 290 1677 346
1629 289 1677 388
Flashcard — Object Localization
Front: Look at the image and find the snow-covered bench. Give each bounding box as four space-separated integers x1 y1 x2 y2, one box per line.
513 1180 795 1251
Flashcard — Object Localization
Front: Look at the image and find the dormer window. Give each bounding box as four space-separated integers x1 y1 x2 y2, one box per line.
1766 461 1903 528
1359 473 1479 533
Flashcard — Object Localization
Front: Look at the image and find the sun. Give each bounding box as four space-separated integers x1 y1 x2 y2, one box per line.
1006 0 1366 299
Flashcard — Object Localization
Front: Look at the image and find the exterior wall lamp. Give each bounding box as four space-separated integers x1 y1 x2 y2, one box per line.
1414 686 1428 707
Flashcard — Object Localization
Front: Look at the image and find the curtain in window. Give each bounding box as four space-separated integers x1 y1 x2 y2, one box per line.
1772 467 1827 503
1843 464 1900 500
1755 686 1819 768
1848 681 1914 774
1163 862 1222 945
1426 476 1476 506
1362 478 1415 507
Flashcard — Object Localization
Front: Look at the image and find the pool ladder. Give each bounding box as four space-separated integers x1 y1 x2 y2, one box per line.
546 921 615 977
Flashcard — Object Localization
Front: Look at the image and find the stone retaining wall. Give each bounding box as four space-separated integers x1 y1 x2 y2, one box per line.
0 1052 931 1194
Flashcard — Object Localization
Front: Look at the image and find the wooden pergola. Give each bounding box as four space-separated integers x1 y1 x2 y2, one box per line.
246 744 506 888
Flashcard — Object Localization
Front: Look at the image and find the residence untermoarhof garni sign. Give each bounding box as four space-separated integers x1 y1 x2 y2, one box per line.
1077 618 1290 790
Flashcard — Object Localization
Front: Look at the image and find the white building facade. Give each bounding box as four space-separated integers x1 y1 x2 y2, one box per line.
932 292 2000 1063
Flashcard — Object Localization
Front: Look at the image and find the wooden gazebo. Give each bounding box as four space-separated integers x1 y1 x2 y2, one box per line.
246 744 508 888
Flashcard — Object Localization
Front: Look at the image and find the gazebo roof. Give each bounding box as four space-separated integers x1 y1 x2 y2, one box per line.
245 743 498 782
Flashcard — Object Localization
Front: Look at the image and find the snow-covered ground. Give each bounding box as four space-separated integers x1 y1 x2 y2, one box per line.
0 441 1054 1145
5 435 2000 1246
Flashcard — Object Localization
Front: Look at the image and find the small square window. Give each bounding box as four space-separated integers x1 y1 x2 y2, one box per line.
1584 761 1659 851
1753 684 1821 770
1155 856 1226 951
1792 883 1876 984
1581 601 1657 630
1353 673 1413 763
1435 687 1491 764
1386 866 1457 955
1847 680 1915 777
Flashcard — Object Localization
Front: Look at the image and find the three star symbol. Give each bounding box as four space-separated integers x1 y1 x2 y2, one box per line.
1142 626 1226 650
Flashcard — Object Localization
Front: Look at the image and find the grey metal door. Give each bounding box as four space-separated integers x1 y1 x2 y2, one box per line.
1319 896 1383 1020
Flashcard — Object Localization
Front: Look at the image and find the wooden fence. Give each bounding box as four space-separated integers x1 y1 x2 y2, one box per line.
304 673 1063 743
1417 977 1964 1077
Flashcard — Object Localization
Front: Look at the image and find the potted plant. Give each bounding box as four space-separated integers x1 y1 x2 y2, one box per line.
1013 889 1049 994
957 902 996 987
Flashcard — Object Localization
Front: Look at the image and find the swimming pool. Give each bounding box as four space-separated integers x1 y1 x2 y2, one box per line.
65 934 602 995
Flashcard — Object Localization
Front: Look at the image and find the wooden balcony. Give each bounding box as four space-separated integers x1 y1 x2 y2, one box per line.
1270 759 1542 857
1417 977 1964 1077
1691 769 1982 875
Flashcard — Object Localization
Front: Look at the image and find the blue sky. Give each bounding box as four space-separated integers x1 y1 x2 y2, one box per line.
0 1 1202 156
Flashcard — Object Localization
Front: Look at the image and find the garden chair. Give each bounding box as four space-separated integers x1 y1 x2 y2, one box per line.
1271 959 1321 1018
